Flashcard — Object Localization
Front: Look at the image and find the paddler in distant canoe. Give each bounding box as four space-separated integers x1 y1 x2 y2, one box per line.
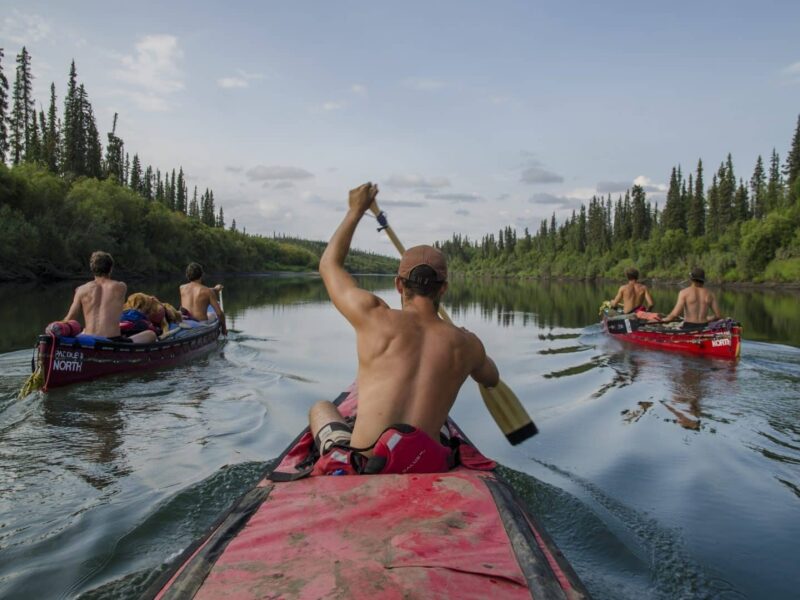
659 266 721 330
61 251 158 344
609 267 656 317
309 182 500 476
179 262 228 335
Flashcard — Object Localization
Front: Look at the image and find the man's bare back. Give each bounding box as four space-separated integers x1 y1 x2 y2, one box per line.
64 278 126 337
663 284 720 324
310 183 498 462
179 282 217 321
611 281 654 314
179 266 226 335
351 298 493 448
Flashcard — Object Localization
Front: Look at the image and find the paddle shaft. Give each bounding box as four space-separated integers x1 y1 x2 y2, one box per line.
368 202 537 444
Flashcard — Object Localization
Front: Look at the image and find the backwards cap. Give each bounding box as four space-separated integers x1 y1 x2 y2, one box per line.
398 245 448 283
690 266 705 283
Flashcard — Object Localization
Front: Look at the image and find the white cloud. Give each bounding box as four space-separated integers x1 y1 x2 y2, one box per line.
322 101 344 111
0 11 51 45
246 165 314 181
520 163 563 184
633 175 667 193
218 77 248 89
402 77 446 91
780 61 800 84
351 83 367 95
114 35 184 110
385 174 451 189
217 68 264 89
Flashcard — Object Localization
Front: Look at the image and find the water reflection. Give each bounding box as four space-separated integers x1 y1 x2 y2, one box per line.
2 275 799 352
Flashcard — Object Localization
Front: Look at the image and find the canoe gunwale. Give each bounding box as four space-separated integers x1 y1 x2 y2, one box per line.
36 321 222 389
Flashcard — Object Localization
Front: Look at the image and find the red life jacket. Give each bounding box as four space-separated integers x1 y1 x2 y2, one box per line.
45 320 83 337
311 424 454 476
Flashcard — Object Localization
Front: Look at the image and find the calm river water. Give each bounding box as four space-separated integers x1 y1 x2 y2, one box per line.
0 276 798 599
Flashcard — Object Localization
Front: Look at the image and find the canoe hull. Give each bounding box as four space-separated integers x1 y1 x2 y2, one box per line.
36 322 222 390
603 315 741 360
145 387 590 600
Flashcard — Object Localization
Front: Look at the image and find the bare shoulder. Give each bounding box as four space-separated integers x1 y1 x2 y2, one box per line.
455 325 486 354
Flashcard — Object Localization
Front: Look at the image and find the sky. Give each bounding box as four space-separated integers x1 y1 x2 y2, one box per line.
2 1 799 254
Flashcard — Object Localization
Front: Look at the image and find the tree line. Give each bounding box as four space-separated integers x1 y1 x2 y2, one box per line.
0 47 226 228
0 46 397 281
439 115 800 284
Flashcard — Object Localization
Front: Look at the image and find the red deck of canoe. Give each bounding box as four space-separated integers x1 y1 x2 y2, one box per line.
147 387 589 600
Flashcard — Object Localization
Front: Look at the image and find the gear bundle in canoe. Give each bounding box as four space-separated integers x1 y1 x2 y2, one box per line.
602 311 741 359
24 320 222 392
143 385 590 600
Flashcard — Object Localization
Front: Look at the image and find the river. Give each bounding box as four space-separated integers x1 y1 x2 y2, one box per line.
0 276 798 599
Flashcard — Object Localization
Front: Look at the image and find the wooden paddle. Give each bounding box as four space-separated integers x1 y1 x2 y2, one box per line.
368 201 538 445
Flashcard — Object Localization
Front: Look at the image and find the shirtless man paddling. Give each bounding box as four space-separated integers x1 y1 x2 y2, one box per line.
179 263 227 335
63 251 157 344
309 182 499 475
610 267 655 314
660 267 721 330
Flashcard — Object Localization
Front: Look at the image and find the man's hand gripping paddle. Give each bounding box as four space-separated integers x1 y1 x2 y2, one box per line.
369 200 538 445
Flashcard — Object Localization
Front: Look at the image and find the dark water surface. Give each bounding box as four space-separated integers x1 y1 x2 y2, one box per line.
0 276 798 599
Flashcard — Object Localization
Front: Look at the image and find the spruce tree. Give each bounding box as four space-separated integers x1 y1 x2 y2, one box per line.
734 179 749 222
61 61 81 174
688 159 705 237
0 48 9 164
767 149 782 210
217 206 225 228
189 186 199 219
169 168 176 210
143 166 154 199
130 154 142 192
81 85 103 177
631 185 648 240
785 114 800 201
10 47 34 163
663 167 684 231
27 106 41 162
176 167 186 213
44 83 59 171
750 155 766 219
707 174 719 238
105 113 124 181
230 219 237 232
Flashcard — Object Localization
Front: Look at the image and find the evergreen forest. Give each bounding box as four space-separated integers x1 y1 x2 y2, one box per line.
438 116 800 284
0 47 397 281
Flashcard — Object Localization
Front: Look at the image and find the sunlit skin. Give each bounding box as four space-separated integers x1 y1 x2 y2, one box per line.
309 182 499 455
661 281 721 324
179 281 227 335
610 279 654 314
64 271 156 343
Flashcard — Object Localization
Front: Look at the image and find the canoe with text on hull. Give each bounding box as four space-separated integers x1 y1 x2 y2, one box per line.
34 321 222 390
143 385 590 600
602 312 741 359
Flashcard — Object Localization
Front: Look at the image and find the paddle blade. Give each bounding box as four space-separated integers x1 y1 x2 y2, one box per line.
479 379 538 445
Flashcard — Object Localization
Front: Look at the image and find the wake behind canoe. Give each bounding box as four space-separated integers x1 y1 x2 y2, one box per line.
144 386 589 600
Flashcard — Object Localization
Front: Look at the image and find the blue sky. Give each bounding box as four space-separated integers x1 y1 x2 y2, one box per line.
2 1 799 253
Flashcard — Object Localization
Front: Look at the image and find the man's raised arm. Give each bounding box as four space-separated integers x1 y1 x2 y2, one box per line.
319 183 385 326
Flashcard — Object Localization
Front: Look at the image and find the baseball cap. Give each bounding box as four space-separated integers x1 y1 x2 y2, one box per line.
690 267 705 283
398 245 448 283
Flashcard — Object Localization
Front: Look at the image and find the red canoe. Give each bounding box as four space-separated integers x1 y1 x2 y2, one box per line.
33 322 222 390
602 313 742 359
144 386 590 600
